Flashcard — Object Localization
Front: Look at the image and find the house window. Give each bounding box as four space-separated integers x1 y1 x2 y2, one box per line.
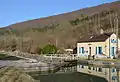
81 47 84 54
112 69 116 72
79 47 84 54
98 68 102 72
111 39 117 43
88 66 91 70
112 76 117 80
81 65 84 68
98 47 102 54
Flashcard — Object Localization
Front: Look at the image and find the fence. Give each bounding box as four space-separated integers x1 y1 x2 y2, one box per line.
0 50 109 62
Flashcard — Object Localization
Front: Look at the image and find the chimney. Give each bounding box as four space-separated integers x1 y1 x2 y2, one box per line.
100 29 104 34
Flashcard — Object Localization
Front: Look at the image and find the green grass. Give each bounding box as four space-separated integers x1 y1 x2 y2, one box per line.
0 54 21 60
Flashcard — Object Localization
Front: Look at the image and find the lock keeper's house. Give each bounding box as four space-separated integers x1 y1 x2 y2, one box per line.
77 33 120 58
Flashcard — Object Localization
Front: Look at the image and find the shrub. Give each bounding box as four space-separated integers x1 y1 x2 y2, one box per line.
42 44 57 54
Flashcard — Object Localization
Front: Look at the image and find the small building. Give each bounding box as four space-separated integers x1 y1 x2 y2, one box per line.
77 32 120 58
65 48 73 54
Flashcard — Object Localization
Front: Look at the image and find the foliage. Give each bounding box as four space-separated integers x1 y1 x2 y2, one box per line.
11 29 20 36
69 18 80 26
31 24 59 32
31 28 45 32
42 44 58 54
45 24 59 32
0 29 10 35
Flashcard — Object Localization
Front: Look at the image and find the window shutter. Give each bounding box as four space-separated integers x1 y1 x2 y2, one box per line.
96 47 97 54
79 47 81 53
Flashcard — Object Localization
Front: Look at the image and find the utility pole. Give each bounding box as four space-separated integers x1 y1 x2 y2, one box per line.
56 38 58 47
114 12 119 56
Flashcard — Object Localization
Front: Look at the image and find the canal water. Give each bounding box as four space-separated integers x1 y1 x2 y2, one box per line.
27 63 120 82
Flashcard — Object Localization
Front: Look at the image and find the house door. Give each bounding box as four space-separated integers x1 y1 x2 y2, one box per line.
89 47 91 56
98 47 102 55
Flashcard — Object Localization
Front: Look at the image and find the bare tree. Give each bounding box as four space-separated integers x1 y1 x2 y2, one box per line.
109 12 114 32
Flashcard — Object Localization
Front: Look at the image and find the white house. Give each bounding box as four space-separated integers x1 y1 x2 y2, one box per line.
77 32 120 58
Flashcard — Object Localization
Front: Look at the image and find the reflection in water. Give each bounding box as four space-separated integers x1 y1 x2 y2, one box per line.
27 63 120 82
77 64 120 82
28 63 113 82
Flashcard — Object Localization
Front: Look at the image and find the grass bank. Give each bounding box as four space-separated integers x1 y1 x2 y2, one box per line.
0 67 37 82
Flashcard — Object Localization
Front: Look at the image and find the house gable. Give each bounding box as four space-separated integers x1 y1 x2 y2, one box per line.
105 33 118 43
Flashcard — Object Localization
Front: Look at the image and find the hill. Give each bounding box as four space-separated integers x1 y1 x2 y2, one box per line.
0 1 120 53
